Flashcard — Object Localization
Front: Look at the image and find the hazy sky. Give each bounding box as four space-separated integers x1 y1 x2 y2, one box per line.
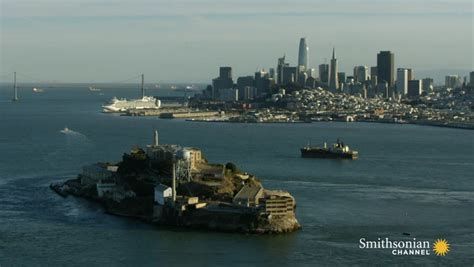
1 0 473 83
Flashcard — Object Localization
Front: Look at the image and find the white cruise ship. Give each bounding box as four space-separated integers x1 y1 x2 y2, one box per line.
103 96 161 112
102 74 161 113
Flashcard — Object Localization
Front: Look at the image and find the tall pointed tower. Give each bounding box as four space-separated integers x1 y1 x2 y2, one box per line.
329 47 339 92
298 37 309 71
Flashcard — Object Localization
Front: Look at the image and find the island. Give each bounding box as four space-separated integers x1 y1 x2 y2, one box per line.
50 131 301 234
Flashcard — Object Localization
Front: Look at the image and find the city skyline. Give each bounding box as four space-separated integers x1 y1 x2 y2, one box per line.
1 0 473 83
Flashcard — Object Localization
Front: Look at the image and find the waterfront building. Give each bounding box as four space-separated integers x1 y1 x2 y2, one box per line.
445 75 461 89
422 78 434 93
154 184 172 205
233 184 264 206
298 37 309 71
377 51 395 86
408 80 422 97
96 181 116 198
396 68 408 95
353 66 369 83
212 66 234 98
329 47 339 91
319 64 329 85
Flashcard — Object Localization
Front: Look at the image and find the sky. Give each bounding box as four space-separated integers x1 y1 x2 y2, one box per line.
0 0 473 83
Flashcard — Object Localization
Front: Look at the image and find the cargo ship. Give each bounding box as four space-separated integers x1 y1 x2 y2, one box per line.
301 139 358 159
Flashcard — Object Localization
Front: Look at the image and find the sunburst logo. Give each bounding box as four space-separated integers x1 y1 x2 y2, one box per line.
433 239 450 256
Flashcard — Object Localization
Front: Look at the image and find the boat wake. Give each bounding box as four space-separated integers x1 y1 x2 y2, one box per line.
59 127 85 137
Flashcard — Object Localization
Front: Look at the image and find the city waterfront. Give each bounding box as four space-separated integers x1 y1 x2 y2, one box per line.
0 86 473 265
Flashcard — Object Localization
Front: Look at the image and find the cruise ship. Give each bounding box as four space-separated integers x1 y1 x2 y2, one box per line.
103 96 161 112
102 74 161 113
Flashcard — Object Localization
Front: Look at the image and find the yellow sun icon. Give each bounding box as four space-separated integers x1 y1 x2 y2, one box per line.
433 239 450 256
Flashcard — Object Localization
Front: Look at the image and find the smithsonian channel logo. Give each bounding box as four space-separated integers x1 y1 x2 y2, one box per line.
359 237 450 256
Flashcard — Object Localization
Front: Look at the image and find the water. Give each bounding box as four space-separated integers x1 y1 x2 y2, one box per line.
0 85 473 265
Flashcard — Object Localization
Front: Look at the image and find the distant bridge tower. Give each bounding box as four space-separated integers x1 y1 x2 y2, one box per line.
12 72 18 101
141 74 145 98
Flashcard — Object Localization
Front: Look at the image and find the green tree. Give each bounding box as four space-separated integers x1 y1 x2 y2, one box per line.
225 162 238 173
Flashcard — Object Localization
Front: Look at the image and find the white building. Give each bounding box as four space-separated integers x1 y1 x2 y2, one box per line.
96 181 116 198
154 184 172 205
396 68 408 95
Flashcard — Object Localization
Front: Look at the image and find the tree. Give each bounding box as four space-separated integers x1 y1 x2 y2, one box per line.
225 162 238 173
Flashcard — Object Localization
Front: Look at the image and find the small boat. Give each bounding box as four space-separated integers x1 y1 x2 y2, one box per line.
60 126 71 134
32 87 44 93
89 86 101 92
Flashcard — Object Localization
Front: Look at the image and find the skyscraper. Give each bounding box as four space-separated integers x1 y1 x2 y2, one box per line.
277 55 288 85
329 47 339 91
212 66 234 98
408 80 421 97
319 64 329 85
282 66 298 85
337 72 345 88
237 76 254 100
377 51 394 87
269 68 275 79
219 67 232 79
422 78 434 93
353 66 369 83
298 38 309 71
407 68 414 81
255 69 271 96
470 71 474 86
445 75 461 88
396 68 408 95
370 66 378 86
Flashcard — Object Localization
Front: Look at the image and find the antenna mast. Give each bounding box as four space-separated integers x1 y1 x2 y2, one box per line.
141 74 144 98
13 72 18 101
